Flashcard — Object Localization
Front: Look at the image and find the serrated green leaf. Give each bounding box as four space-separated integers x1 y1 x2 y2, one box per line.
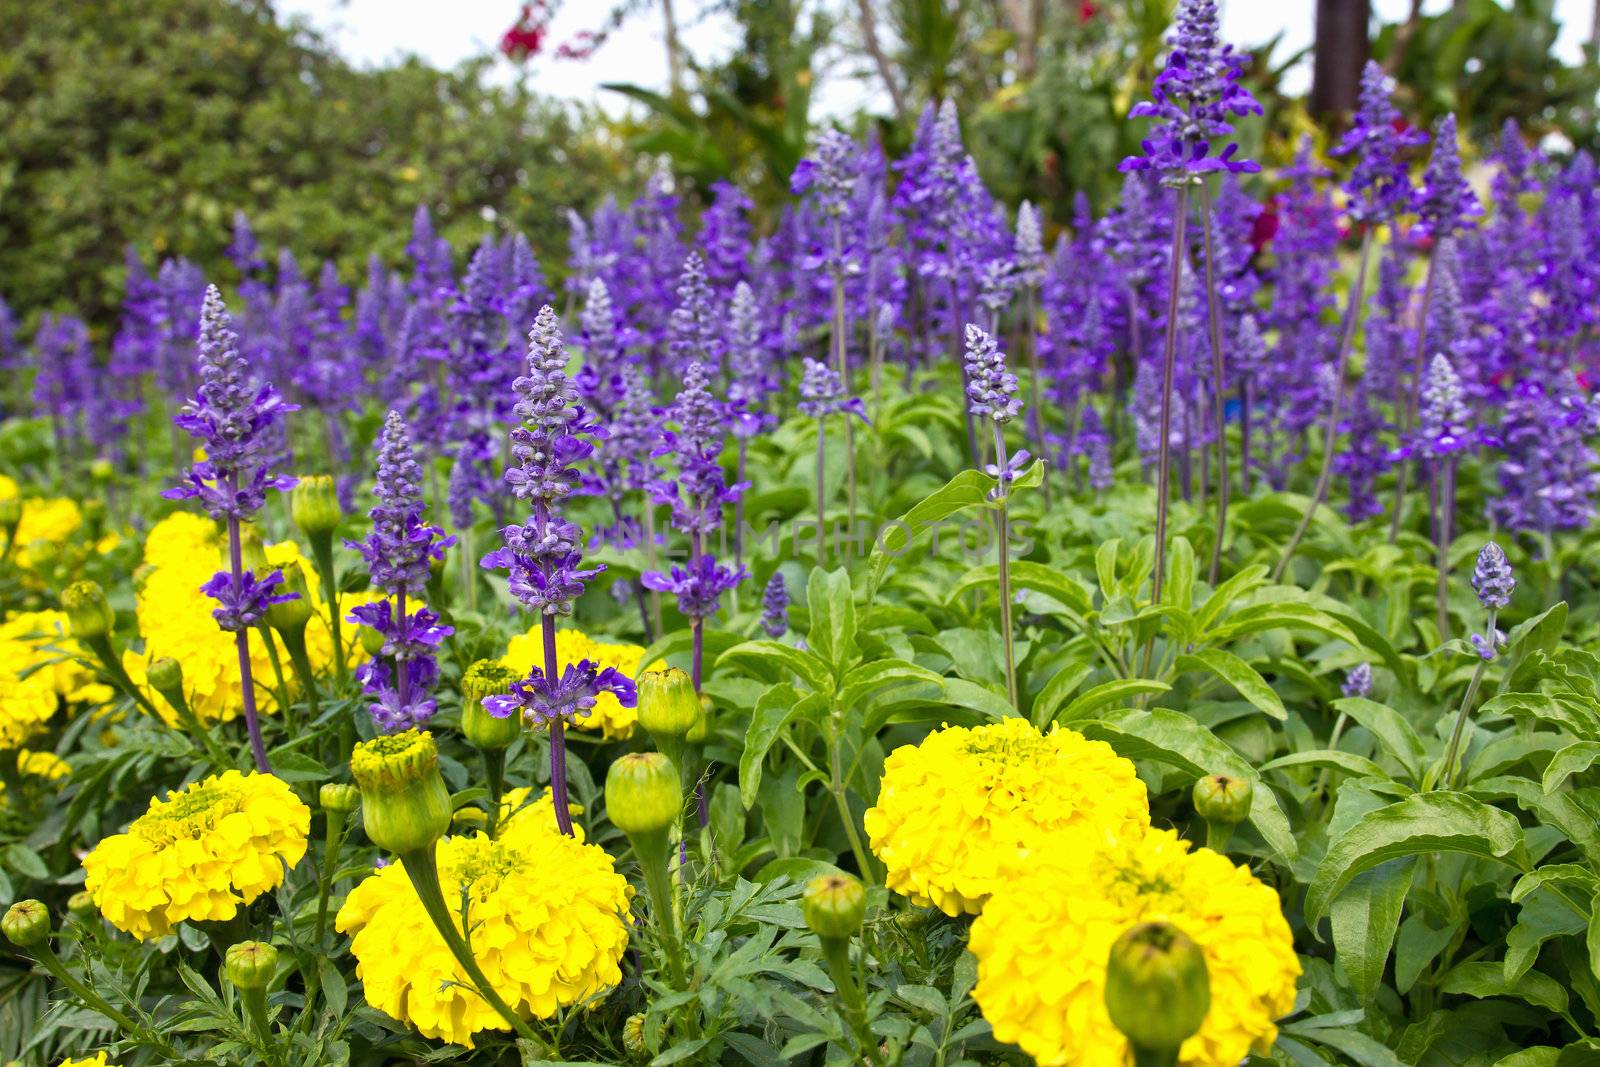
1439 960 1567 1013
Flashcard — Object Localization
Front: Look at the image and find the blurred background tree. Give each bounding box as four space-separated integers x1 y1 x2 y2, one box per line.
0 0 628 330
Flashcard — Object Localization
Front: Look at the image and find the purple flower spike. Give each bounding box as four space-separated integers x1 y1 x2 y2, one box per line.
483 659 637 728
1334 61 1427 226
1472 542 1515 610
641 555 747 621
1121 0 1263 185
200 569 295 633
1413 113 1482 240
348 411 455 593
1417 354 1471 457
1341 663 1373 699
963 324 1022 424
761 572 789 638
164 285 298 521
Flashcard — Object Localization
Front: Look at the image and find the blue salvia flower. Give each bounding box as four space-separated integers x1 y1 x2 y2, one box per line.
1014 201 1048 291
1416 354 1471 458
1472 542 1516 610
964 324 1023 424
1341 663 1373 698
761 572 789 638
1334 61 1427 226
1414 113 1482 240
668 252 721 378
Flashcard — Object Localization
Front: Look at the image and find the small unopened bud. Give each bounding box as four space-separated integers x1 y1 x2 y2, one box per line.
0 495 20 529
623 1012 648 1057
237 525 269 574
802 873 866 941
636 669 699 739
460 660 521 749
1192 774 1252 826
265 561 314 634
1105 922 1210 1055
2 900 50 948
225 940 279 991
319 782 360 815
146 656 184 699
605 753 682 837
291 475 342 537
66 892 97 921
61 580 114 639
350 730 453 854
89 458 115 482
686 693 712 744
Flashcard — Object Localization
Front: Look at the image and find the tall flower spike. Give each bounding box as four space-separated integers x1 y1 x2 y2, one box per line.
1472 542 1515 610
165 286 298 521
1414 113 1482 240
1121 0 1262 185
1014 201 1047 291
761 572 789 638
963 324 1023 424
1334 61 1427 226
792 129 859 217
1417 354 1470 458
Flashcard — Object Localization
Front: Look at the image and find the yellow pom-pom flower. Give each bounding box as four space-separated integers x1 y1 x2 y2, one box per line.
863 717 1150 916
500 628 658 740
57 1054 113 1067
122 514 374 726
335 789 632 1047
0 749 71 808
82 770 310 940
12 495 83 571
969 826 1301 1067
1 610 113 705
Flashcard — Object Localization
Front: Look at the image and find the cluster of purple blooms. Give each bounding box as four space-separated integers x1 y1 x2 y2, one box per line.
347 411 455 732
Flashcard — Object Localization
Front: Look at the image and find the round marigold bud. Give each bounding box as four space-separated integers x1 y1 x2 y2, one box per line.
61 580 114 639
0 495 20 529
1105 922 1210 1055
687 693 713 743
636 668 698 739
291 474 342 537
623 1012 648 1057
350 730 453 854
605 753 681 837
319 782 360 815
66 892 97 921
225 940 279 991
803 873 866 941
89 458 115 482
460 660 521 750
265 561 314 634
1 900 50 948
146 656 184 697
1192 774 1252 826
237 525 270 574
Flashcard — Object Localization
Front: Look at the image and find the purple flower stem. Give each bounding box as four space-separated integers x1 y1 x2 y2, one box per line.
1020 285 1053 507
830 219 859 556
1196 181 1232 584
227 510 273 775
1273 228 1377 582
1437 459 1456 639
1389 252 1441 543
395 587 410 711
540 609 574 838
815 419 828 569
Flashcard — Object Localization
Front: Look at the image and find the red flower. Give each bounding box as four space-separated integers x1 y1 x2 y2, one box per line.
1250 196 1280 251
1078 1 1099 22
500 3 550 62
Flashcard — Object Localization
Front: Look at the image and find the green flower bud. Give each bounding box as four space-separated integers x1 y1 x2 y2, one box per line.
802 873 866 941
319 782 360 815
350 730 453 854
66 891 97 921
459 660 521 750
1 900 50 948
623 1013 648 1058
636 668 698 739
291 475 342 537
61 580 115 639
146 656 184 702
1192 774 1252 826
1104 922 1210 1055
605 753 682 837
89 458 115 482
686 693 712 744
0 495 21 530
359 625 386 657
225 940 279 991
265 561 315 634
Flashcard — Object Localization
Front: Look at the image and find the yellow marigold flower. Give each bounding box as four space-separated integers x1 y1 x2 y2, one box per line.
863 717 1150 916
970 826 1301 1067
335 801 632 1047
0 749 70 807
0 627 65 750
122 514 374 726
500 628 659 741
82 770 310 941
57 1055 113 1067
0 610 111 706
11 496 83 570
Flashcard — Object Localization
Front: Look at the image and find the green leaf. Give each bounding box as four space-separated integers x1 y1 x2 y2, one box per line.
937 677 1017 721
1029 661 1093 728
1258 750 1392 781
1162 536 1196 610
1094 538 1122 599
1082 707 1297 861
717 640 832 693
1439 960 1568 1014
1056 679 1170 723
894 984 947 1017
839 659 947 714
867 470 992 595
1330 859 1415 998
1544 742 1600 794
2 843 48 880
1307 792 1529 925
1331 697 1428 781
806 567 857 673
948 560 1093 617
1204 601 1362 650
1193 565 1269 632
739 685 819 809
1175 649 1286 720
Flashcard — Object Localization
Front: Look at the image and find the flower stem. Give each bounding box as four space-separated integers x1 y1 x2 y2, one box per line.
277 626 320 725
990 421 1018 709
398 843 540 1042
84 633 161 719
539 613 574 838
482 747 506 835
1196 180 1231 586
1437 459 1456 640
228 515 272 775
1389 249 1441 543
831 219 858 554
308 532 347 687
241 983 278 1063
1441 607 1495 790
1151 185 1191 608
828 714 878 883
315 808 347 951
1274 228 1377 582
632 827 687 989
815 418 829 569
28 939 179 1056
820 935 882 1067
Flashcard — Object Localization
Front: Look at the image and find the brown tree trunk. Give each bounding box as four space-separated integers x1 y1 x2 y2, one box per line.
661 0 685 98
1311 0 1370 118
856 0 908 123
